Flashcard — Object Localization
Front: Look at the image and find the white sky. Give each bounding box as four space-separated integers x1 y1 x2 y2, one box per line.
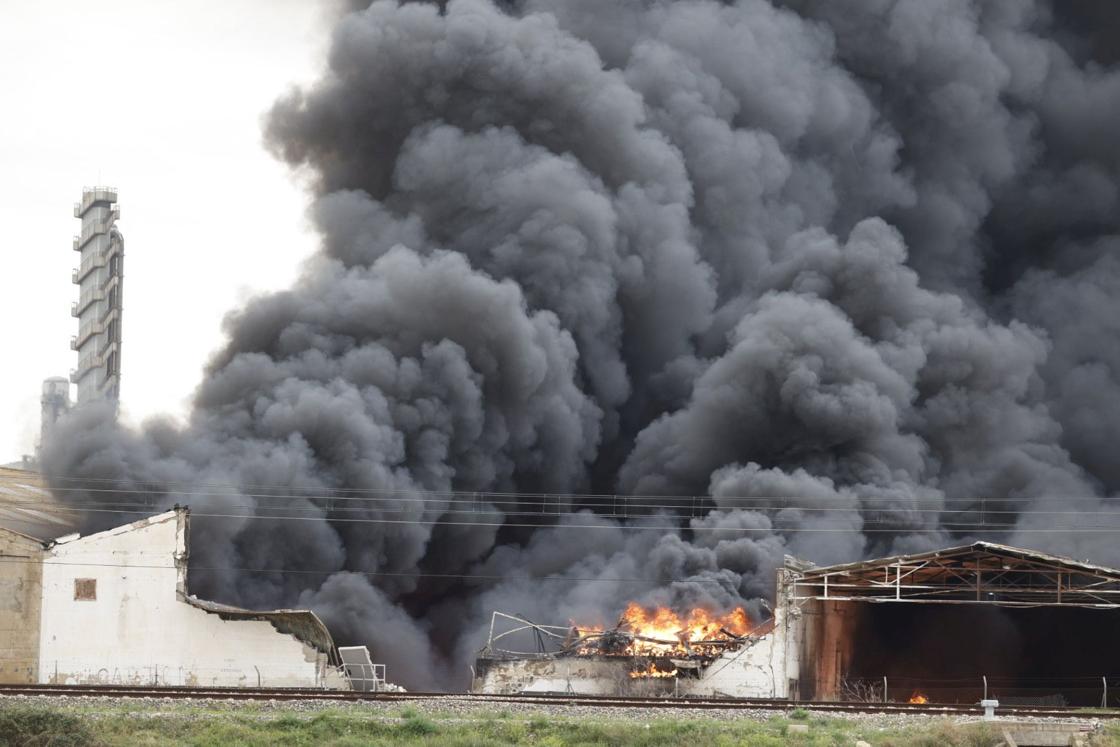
0 1 344 462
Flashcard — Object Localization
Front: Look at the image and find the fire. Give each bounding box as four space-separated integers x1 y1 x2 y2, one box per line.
618 602 751 641
908 692 929 704
629 662 679 679
573 602 752 657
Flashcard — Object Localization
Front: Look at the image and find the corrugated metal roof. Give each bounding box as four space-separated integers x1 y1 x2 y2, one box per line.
0 467 77 541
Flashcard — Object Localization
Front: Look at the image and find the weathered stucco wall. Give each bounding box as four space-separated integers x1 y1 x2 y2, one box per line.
474 656 671 695
37 511 337 687
0 529 42 683
691 606 801 698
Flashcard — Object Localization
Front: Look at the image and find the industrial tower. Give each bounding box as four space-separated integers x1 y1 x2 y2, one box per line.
70 187 124 409
39 377 71 447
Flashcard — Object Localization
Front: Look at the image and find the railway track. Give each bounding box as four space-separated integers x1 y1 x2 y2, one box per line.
1 683 1118 720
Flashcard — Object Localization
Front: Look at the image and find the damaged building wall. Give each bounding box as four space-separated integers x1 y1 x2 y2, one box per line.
472 622 795 698
688 589 803 699
471 563 819 699
474 656 632 696
473 568 806 698
0 528 43 684
37 509 341 687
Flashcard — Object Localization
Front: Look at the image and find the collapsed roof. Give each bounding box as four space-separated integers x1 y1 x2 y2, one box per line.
477 610 773 665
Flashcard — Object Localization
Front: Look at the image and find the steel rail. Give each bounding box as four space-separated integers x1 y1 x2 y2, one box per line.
0 684 1118 719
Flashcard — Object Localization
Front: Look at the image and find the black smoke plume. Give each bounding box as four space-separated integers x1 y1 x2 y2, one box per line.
43 0 1120 689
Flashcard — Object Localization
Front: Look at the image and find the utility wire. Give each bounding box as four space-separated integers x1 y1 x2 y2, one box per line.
5 492 1120 528
5 480 1120 516
12 473 1120 506
4 502 1120 532
0 556 655 585
5 495 1120 520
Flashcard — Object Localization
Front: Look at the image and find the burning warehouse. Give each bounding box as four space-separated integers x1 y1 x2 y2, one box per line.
474 542 1120 706
473 604 783 698
29 0 1120 696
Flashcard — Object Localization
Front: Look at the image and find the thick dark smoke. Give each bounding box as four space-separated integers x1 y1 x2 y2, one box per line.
43 0 1120 689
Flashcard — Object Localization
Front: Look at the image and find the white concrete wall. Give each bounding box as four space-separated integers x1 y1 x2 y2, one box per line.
690 601 798 698
38 511 333 687
474 657 673 696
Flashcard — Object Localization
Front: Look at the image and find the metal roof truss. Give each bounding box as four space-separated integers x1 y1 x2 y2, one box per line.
790 543 1120 608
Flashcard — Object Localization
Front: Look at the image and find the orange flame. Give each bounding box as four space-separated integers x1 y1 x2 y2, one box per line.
574 602 751 657
908 692 929 704
629 662 679 679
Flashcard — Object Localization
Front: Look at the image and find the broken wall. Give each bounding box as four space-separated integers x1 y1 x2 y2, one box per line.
472 658 663 698
473 567 807 699
0 529 42 683
37 510 336 687
690 596 802 699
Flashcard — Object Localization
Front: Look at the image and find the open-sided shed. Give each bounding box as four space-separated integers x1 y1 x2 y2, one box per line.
784 542 1120 704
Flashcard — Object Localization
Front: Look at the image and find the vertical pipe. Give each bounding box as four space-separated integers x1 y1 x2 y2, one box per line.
983 675 988 701
1103 676 1108 709
883 676 888 703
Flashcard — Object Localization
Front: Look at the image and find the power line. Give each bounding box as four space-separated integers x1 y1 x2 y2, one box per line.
0 556 652 585
6 490 1120 528
7 495 1120 520
6 481 1120 518
12 473 1120 506
7 502 1120 532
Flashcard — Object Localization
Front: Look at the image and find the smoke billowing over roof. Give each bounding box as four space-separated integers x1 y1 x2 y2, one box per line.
42 0 1120 689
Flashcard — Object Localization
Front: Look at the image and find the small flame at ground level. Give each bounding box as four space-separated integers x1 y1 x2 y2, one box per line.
908 692 929 704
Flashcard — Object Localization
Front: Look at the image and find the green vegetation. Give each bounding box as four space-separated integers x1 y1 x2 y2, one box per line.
0 701 1085 747
0 707 92 747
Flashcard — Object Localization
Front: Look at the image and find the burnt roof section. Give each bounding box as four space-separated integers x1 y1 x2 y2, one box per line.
183 595 338 659
788 541 1120 608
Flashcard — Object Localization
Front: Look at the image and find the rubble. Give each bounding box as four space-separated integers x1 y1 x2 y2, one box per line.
471 608 787 697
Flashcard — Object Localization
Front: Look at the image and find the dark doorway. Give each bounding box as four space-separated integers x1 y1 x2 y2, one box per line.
843 604 1120 706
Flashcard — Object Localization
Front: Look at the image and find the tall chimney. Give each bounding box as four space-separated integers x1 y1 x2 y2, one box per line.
70 187 124 412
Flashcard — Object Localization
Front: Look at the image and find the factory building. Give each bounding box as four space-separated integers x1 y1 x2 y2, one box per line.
475 543 1120 706
71 187 124 408
0 508 348 688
